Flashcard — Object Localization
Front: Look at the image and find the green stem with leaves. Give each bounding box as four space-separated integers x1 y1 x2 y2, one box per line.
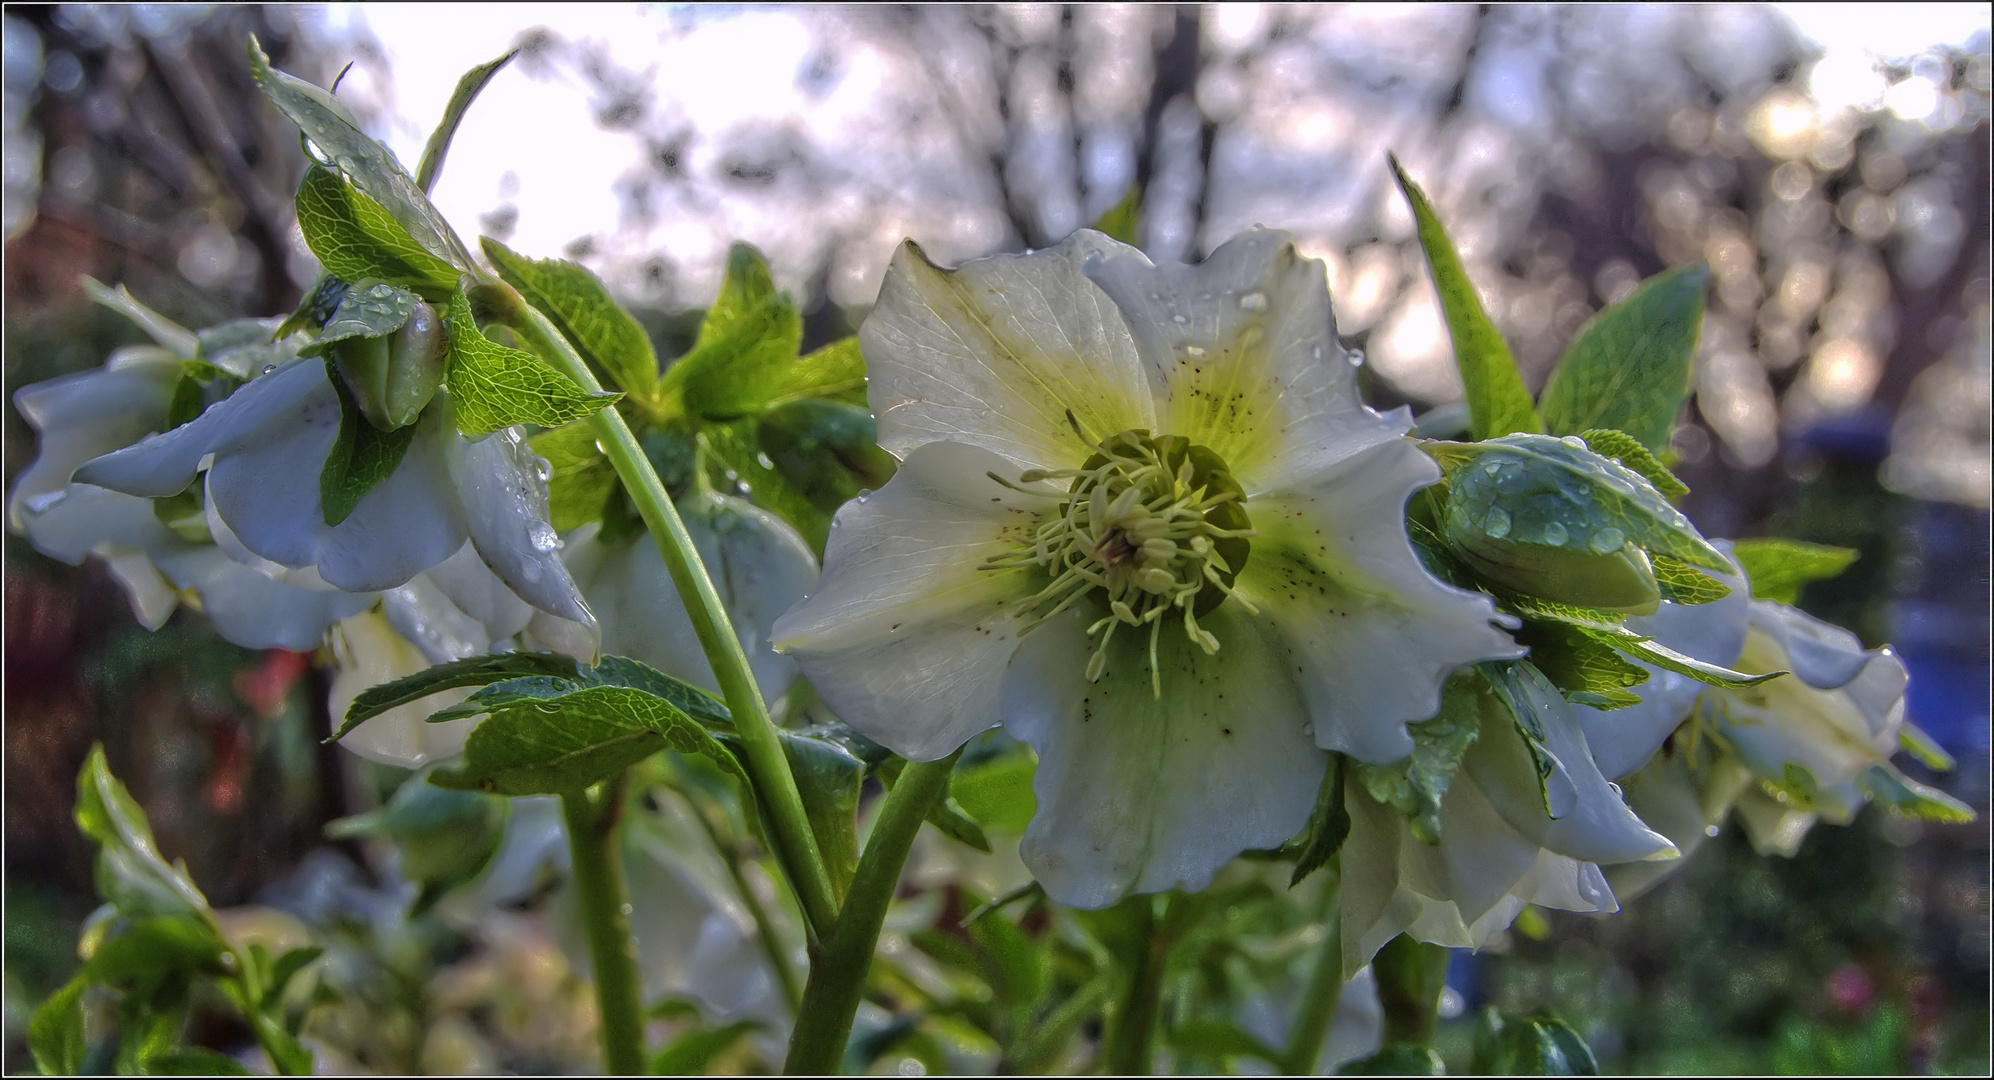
784 750 963 1074
562 779 647 1075
1282 863 1345 1075
1373 933 1452 1047
501 292 840 944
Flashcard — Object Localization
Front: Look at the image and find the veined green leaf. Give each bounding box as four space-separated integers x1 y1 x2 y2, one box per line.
532 422 620 532
701 419 832 552
248 36 468 269
429 684 737 796
950 752 1038 834
1540 264 1709 454
1471 1009 1601 1076
773 336 868 406
297 278 418 358
1286 755 1350 885
1515 619 1651 708
331 652 584 741
757 399 898 513
293 166 461 299
319 358 419 526
1509 596 1775 691
483 238 661 402
442 287 620 437
1731 537 1859 605
1899 724 1956 771
1390 155 1541 441
1651 554 1731 605
1579 428 1688 497
75 745 213 920
1351 671 1493 843
416 50 517 195
663 243 801 421
27 976 88 1077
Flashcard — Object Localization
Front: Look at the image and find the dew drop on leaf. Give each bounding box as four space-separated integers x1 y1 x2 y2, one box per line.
1540 520 1569 546
1483 507 1512 538
1589 526 1626 554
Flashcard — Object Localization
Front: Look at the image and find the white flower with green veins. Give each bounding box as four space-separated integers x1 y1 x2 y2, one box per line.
773 228 1523 908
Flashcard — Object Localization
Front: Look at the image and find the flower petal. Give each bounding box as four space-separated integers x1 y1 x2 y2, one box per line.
152 545 375 651
422 543 538 643
8 352 179 530
448 426 593 625
860 233 1154 470
1237 437 1523 764
1747 600 1874 690
1712 622 1904 791
1004 604 1327 909
16 485 166 565
774 441 1054 759
382 570 504 665
1082 228 1407 493
1462 668 1679 866
207 391 466 592
328 611 475 768
74 356 326 498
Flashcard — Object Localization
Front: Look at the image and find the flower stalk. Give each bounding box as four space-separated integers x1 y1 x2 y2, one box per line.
784 749 963 1074
562 779 647 1075
1373 933 1452 1047
500 291 841 943
1104 893 1188 1075
1281 862 1345 1075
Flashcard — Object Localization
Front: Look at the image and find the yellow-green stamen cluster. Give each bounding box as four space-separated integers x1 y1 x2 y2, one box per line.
985 427 1257 697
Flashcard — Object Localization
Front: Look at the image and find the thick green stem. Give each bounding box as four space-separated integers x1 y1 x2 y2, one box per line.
1105 895 1177 1075
1282 867 1345 1075
504 296 839 943
562 781 647 1075
1373 934 1451 1047
784 751 963 1075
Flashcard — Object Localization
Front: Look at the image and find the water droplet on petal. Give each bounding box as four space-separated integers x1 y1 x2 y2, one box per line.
1185 345 1206 357
1346 348 1366 367
1540 520 1569 546
262 364 277 374
1238 291 1267 311
1172 313 1189 324
1589 526 1626 554
1482 507 1511 538
534 456 554 482
527 521 562 552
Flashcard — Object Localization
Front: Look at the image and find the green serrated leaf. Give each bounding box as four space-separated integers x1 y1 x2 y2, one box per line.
950 753 1038 834
442 287 620 437
1731 537 1859 605
1351 672 1490 843
1652 554 1731 605
1091 187 1142 247
417 50 517 194
650 1020 765 1075
1287 755 1350 884
81 275 198 358
1604 631 1782 689
28 975 88 1077
1857 764 1976 823
248 37 468 270
664 243 801 421
1579 428 1688 497
1514 609 1656 707
773 336 869 406
1541 263 1709 454
432 684 745 797
1390 155 1541 442
318 359 419 527
76 746 212 920
1899 724 1956 771
331 652 583 741
532 422 620 532
293 166 461 299
277 273 350 339
482 238 660 402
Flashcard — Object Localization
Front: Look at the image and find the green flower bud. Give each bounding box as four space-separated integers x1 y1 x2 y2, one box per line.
330 297 447 431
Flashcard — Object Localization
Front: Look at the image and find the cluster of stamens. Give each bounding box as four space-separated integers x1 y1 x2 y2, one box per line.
984 426 1257 697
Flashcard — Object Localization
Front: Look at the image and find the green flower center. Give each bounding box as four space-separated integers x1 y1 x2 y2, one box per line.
985 426 1256 696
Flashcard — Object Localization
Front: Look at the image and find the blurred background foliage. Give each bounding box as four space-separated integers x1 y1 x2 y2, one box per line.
3 4 1987 1074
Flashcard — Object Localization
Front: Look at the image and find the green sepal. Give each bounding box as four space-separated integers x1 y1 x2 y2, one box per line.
441 286 621 437
1578 429 1688 497
482 237 661 403
1481 662 1578 817
1899 724 1956 771
1731 537 1859 604
757 398 898 513
75 745 213 920
293 166 461 300
296 277 418 359
1857 764 1975 823
80 275 197 358
773 336 869 406
1541 264 1709 455
1390 154 1541 442
318 358 419 527
1351 671 1494 843
662 242 801 421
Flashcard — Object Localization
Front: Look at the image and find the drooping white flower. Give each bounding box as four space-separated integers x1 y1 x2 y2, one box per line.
327 610 479 767
562 489 816 703
1339 665 1676 975
73 357 593 630
10 346 374 647
773 228 1522 908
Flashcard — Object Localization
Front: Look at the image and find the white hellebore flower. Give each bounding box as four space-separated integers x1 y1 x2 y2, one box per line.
10 344 373 648
563 489 817 703
1339 664 1676 975
772 228 1521 907
72 357 594 633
